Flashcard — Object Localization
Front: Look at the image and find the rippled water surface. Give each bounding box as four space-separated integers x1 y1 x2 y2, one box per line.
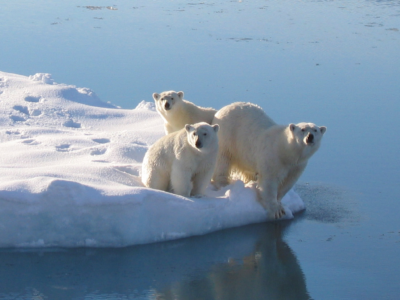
1 0 400 299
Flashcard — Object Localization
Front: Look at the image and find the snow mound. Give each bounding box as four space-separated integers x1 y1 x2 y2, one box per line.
135 100 156 111
29 73 55 84
0 71 305 248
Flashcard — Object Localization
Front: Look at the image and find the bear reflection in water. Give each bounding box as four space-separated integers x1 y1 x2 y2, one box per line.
157 222 311 300
0 222 310 299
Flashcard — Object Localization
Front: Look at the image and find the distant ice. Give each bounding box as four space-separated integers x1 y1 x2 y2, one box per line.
0 71 304 248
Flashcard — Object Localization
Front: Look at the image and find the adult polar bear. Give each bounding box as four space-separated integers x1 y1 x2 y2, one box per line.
152 90 217 134
142 122 219 197
212 102 327 219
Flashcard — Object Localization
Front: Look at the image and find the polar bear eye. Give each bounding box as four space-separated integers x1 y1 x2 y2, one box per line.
301 129 305 132
193 132 197 136
203 133 207 136
314 129 317 133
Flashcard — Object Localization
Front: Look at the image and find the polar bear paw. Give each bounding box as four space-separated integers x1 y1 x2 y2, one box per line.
211 177 230 190
191 194 203 198
272 206 286 219
266 202 286 220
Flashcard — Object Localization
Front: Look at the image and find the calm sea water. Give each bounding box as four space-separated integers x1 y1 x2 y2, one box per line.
1 0 400 299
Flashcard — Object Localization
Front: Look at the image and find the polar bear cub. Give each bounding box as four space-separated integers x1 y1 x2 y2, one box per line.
142 122 219 197
212 102 326 219
152 90 217 135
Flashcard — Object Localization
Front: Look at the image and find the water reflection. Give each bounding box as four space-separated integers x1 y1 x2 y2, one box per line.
157 223 311 300
0 222 310 300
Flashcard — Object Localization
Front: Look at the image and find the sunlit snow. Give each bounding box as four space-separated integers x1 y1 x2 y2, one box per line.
0 71 304 247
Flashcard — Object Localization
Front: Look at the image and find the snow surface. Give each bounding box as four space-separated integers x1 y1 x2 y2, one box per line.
0 71 305 248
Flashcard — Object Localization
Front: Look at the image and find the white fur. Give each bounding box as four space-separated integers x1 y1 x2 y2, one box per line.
152 90 217 134
212 102 327 219
142 122 219 197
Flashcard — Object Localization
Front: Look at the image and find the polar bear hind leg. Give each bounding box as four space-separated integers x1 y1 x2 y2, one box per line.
212 151 232 189
144 170 169 192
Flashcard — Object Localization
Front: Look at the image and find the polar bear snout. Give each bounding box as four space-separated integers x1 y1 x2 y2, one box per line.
306 133 314 144
160 98 172 110
195 140 202 149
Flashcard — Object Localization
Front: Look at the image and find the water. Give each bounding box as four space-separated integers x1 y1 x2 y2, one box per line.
1 0 400 299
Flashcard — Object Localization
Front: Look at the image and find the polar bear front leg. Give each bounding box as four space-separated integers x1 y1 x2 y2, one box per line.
170 162 193 197
277 163 306 201
191 168 214 197
257 177 286 219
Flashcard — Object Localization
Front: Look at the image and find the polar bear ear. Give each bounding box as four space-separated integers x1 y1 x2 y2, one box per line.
177 91 184 99
185 124 193 132
320 126 327 134
289 124 296 132
152 93 160 101
212 124 219 133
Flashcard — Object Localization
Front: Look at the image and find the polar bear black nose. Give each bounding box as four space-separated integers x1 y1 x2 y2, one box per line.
164 102 170 110
195 140 202 149
306 133 314 143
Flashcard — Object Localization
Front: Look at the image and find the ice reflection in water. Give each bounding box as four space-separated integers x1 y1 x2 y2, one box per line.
0 222 310 300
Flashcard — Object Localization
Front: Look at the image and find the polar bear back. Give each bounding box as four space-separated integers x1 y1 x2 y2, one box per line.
180 100 217 126
212 102 276 170
141 131 184 183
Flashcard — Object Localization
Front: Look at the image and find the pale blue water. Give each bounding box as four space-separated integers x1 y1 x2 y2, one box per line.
1 0 400 299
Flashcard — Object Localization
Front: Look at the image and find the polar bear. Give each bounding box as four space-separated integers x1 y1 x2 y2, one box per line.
152 90 217 135
212 102 326 219
142 122 219 197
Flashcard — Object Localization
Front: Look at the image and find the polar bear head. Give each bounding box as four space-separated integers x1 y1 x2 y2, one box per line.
152 90 184 114
185 122 219 153
289 122 327 157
